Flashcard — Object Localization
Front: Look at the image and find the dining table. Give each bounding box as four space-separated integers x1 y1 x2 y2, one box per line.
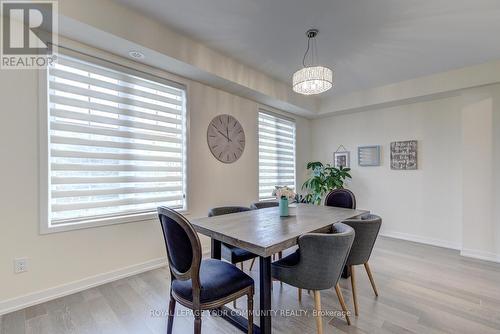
191 203 368 334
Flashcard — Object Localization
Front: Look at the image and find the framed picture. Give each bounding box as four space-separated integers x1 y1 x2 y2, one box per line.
358 145 381 166
390 140 417 170
334 151 350 168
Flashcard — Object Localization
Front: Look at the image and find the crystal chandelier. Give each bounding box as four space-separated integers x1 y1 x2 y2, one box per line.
292 29 333 95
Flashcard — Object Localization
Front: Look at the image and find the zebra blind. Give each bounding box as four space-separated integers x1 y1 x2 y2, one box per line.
47 54 186 226
258 112 296 200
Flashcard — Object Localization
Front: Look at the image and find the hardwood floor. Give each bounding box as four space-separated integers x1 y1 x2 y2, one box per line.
2 236 500 334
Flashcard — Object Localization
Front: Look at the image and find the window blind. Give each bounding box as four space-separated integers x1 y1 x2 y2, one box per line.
47 54 186 226
258 112 296 200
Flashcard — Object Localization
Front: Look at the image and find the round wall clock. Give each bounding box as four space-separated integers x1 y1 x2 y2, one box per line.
207 114 245 163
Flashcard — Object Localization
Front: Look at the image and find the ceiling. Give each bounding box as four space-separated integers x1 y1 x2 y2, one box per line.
112 0 500 99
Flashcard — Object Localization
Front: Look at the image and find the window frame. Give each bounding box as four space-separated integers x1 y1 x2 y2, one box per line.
257 109 297 201
39 47 189 234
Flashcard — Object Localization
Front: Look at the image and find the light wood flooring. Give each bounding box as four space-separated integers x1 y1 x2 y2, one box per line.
2 237 500 334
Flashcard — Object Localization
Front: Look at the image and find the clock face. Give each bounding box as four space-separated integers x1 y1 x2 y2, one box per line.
207 114 245 163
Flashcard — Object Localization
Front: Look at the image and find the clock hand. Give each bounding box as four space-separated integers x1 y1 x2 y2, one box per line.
216 129 232 142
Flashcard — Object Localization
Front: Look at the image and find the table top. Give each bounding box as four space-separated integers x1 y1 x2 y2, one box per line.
191 204 368 257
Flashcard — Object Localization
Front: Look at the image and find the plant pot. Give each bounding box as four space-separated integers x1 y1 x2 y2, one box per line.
279 197 289 217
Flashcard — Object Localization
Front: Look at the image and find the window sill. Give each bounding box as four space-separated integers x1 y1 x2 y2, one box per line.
40 209 190 235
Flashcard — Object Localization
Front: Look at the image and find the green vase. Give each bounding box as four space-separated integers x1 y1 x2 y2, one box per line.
279 197 289 217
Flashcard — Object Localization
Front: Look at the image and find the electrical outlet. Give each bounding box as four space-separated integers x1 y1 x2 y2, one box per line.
14 258 28 274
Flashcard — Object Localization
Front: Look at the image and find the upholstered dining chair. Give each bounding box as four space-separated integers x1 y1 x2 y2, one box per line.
324 188 356 209
342 214 382 316
208 206 258 306
272 223 355 334
250 201 278 210
158 207 254 334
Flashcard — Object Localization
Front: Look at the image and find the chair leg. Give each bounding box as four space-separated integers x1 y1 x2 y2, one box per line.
364 262 379 297
335 284 351 326
247 291 254 334
194 311 202 334
233 300 237 308
249 258 255 271
313 291 323 334
350 265 359 316
167 296 176 334
298 288 302 303
240 262 244 271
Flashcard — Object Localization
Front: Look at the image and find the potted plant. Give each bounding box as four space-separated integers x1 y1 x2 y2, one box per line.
272 186 296 216
301 161 352 205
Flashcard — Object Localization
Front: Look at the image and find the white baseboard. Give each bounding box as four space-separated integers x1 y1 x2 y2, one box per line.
460 249 500 263
0 258 167 316
380 231 461 250
381 231 500 264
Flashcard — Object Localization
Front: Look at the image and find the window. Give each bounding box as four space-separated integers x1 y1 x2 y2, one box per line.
258 111 296 200
42 53 187 231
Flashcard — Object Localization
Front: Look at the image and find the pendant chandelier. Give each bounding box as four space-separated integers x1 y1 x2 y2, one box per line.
292 29 333 95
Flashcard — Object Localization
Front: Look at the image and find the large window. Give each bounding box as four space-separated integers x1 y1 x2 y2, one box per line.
42 53 187 231
258 111 296 200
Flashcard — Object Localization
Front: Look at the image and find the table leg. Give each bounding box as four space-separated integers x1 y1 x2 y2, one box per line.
211 238 221 260
259 256 272 333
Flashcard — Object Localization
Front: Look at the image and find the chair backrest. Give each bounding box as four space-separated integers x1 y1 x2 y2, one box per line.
324 188 356 209
208 206 251 217
342 214 382 266
250 201 278 210
157 207 202 285
294 223 355 290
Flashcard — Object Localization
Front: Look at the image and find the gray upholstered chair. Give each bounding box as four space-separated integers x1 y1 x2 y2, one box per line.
208 206 258 306
250 201 278 210
324 188 356 209
272 223 355 333
158 207 254 334
342 214 382 316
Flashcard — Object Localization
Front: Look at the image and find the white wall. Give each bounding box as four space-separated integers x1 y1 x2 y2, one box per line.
312 84 500 261
0 41 311 311
312 96 463 249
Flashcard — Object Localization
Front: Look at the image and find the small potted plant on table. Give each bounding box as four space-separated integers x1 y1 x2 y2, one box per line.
272 186 296 217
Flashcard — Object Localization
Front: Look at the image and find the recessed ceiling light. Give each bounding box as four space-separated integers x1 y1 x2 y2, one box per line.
128 50 145 59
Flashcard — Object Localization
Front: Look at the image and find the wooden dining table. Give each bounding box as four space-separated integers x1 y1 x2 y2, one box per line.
191 203 367 334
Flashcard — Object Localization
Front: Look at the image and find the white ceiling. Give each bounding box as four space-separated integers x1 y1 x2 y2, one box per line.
112 0 500 98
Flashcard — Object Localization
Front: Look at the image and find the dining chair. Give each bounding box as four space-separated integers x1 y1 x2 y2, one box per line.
271 223 355 334
324 188 356 209
249 201 278 210
158 206 255 334
342 214 382 316
208 206 258 306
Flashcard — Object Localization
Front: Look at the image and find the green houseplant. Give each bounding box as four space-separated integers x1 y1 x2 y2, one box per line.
301 161 352 205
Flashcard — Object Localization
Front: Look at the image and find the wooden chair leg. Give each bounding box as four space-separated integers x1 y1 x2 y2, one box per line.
298 288 302 303
364 262 379 297
335 284 351 326
350 265 359 316
247 291 254 334
313 291 323 334
167 295 176 334
249 258 255 271
194 311 202 334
